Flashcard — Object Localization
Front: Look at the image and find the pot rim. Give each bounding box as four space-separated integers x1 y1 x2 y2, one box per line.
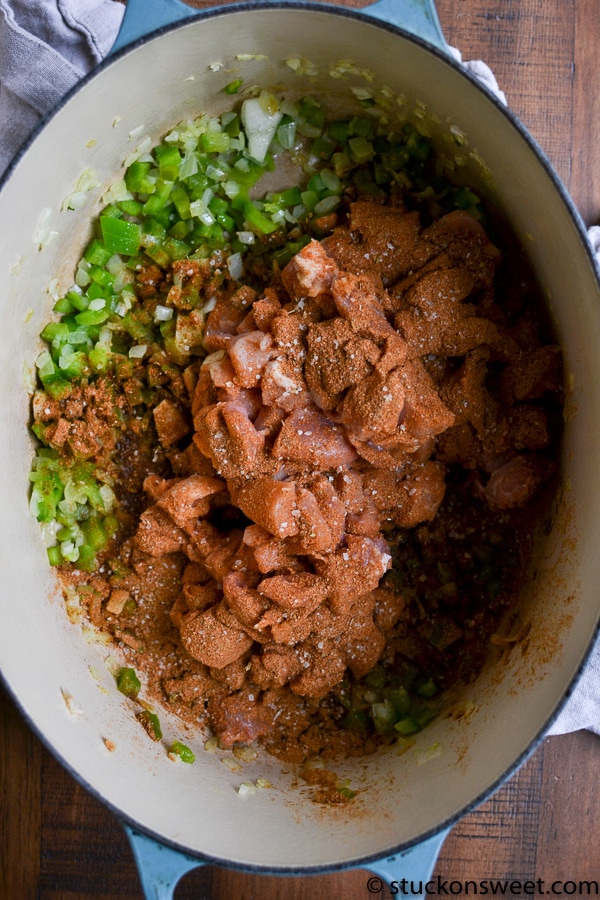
2 0 599 874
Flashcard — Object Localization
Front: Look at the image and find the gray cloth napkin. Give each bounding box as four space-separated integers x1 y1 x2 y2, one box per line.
0 0 123 176
1 0 598 737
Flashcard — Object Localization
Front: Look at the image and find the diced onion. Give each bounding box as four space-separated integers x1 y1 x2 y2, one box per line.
227 252 243 281
62 168 101 211
123 135 152 167
128 124 145 140
314 195 340 216
241 94 283 163
99 484 116 512
40 521 62 548
35 350 53 372
223 180 241 199
154 305 174 322
414 742 443 766
237 782 258 797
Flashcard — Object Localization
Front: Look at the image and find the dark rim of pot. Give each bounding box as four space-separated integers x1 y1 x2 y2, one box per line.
1 0 599 879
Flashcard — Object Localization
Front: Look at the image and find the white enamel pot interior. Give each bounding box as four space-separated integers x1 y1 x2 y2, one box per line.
1 0 600 879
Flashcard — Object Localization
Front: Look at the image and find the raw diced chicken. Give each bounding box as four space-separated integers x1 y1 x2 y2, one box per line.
228 330 275 388
135 505 186 556
233 477 299 539
484 455 543 509
126 198 561 755
257 572 328 612
203 297 247 351
281 238 339 299
179 606 253 668
157 474 225 530
207 690 275 747
153 398 190 447
273 406 357 469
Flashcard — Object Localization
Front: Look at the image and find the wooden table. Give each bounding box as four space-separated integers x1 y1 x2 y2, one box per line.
2 0 600 897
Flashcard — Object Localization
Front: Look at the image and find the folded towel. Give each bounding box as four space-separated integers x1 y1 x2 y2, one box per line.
0 0 123 176
1 0 598 737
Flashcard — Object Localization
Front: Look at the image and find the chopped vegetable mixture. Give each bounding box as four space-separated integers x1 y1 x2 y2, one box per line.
29 92 562 764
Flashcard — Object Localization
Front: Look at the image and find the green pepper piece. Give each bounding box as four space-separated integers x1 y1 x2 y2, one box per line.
124 160 156 194
224 78 243 95
100 216 142 256
348 135 375 164
47 545 63 566
365 665 386 690
76 544 98 572
154 144 181 182
276 116 296 150
88 345 112 373
299 97 325 129
88 265 115 288
405 129 431 162
53 297 75 315
171 185 191 220
163 237 192 261
271 186 303 208
58 350 89 380
383 685 411 715
142 181 174 217
144 243 171 268
349 116 374 138
65 290 89 312
168 219 189 240
336 784 357 800
170 740 196 764
412 705 438 728
118 199 144 217
40 374 72 400
242 201 279 235
116 667 141 699
41 322 70 345
80 516 108 552
84 239 113 267
311 135 336 161
328 119 351 142
136 709 162 741
271 235 311 268
75 307 111 327
394 716 421 736
415 677 438 699
300 189 319 212
200 131 231 153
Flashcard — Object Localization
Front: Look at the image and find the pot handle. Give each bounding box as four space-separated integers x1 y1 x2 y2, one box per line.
124 822 450 898
360 0 449 51
110 0 197 54
124 825 207 899
363 827 452 894
111 0 450 56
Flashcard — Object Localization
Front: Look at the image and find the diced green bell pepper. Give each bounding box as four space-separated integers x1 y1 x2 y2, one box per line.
100 216 142 256
116 667 141 699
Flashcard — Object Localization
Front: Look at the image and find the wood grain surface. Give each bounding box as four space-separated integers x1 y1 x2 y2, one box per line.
2 0 600 897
